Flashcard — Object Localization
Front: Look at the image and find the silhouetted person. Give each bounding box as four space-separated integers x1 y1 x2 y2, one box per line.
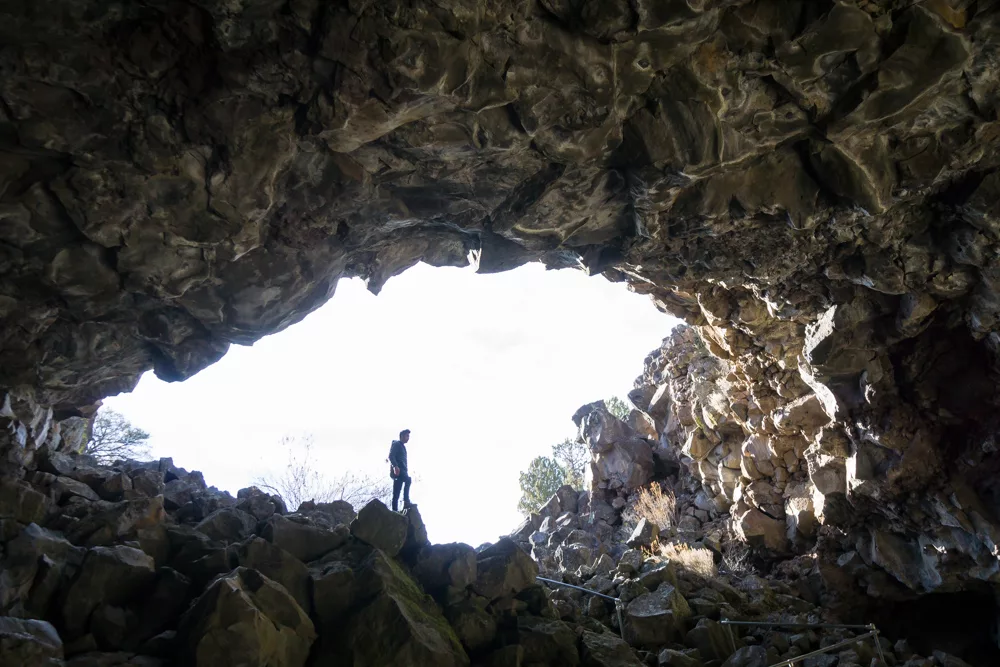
389 429 412 512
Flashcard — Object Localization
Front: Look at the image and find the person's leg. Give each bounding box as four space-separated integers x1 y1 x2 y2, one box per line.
392 476 403 512
403 474 412 507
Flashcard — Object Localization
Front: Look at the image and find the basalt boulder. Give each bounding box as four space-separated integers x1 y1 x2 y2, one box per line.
176 567 315 667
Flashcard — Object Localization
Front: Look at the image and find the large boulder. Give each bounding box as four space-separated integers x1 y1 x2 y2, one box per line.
29 472 100 503
297 500 356 527
162 479 203 511
735 508 789 553
580 630 645 667
235 487 281 522
62 546 156 638
177 567 315 667
261 514 347 562
65 496 165 547
129 568 192 649
70 468 133 502
0 482 49 524
0 617 63 666
311 560 356 628
319 550 469 667
471 539 538 601
194 508 258 544
236 538 311 612
623 583 692 649
516 616 579 666
684 619 740 663
627 518 660 549
401 505 430 559
573 402 637 453
164 526 234 589
573 404 654 491
722 646 768 667
412 543 477 604
350 499 408 557
444 597 497 654
589 437 655 493
0 523 84 616
129 470 165 499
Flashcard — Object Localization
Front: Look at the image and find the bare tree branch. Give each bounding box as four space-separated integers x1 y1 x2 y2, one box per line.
254 435 392 511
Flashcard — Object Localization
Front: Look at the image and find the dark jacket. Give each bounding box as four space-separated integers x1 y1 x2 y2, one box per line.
388 440 408 477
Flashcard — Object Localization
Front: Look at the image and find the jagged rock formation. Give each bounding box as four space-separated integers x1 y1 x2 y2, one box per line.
1 443 991 667
0 449 656 667
629 324 1000 606
513 396 999 665
4 0 1000 660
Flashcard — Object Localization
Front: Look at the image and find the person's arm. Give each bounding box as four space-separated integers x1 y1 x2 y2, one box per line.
388 442 401 475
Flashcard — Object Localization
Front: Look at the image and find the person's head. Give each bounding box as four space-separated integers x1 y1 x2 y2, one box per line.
400 429 410 443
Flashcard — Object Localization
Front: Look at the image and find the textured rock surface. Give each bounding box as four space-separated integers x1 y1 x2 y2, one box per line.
0 442 994 666
1 0 998 427
350 499 408 557
0 617 64 666
630 321 1000 599
0 450 665 667
176 567 315 667
4 0 1000 663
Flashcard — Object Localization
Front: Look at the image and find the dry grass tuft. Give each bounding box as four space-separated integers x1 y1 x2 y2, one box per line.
659 541 717 579
627 484 678 531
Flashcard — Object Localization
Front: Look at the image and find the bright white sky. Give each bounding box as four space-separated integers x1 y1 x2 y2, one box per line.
104 262 677 546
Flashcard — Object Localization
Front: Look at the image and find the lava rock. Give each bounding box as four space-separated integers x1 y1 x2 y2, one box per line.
176 567 315 667
194 508 258 544
627 519 660 549
624 583 692 649
580 630 645 667
0 617 63 666
472 538 538 601
722 646 768 667
62 545 156 638
350 499 408 557
235 537 311 612
261 515 347 563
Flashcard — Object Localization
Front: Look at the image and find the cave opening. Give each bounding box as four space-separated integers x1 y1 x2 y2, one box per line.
100 262 678 546
869 589 1000 667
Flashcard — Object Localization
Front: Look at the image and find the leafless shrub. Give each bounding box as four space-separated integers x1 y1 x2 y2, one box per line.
720 524 755 577
254 435 392 511
624 484 678 531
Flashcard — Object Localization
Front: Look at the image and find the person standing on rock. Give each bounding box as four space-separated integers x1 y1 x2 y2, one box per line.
389 429 412 512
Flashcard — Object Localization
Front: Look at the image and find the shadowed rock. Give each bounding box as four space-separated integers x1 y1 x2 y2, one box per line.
0 617 63 666
61 546 156 638
261 514 347 563
351 499 409 557
176 567 315 667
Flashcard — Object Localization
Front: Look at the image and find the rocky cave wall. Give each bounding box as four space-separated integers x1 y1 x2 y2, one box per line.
4 0 1000 626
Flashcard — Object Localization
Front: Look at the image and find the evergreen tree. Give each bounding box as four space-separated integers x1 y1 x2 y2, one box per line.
517 455 567 516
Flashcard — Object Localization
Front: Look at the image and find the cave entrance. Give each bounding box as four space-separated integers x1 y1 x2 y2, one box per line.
869 589 1000 667
101 262 678 547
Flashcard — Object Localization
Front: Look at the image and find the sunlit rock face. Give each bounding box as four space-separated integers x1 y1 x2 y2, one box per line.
2 0 1000 602
631 323 1000 601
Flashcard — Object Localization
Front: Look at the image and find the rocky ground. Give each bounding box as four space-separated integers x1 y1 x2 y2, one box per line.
0 373 993 667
